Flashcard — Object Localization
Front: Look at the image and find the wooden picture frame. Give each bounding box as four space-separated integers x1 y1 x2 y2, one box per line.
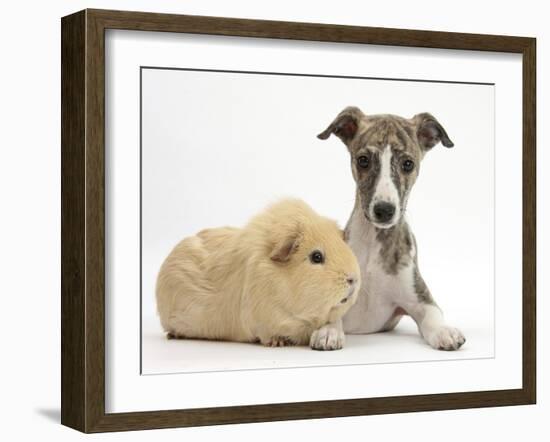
61 8 536 433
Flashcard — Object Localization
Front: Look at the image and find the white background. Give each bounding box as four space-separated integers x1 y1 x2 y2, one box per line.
140 67 496 374
107 30 521 413
0 0 547 441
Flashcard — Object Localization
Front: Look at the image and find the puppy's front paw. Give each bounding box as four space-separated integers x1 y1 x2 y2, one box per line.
425 326 465 351
310 324 345 351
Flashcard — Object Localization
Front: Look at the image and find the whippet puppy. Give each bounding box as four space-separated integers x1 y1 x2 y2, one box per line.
309 106 465 351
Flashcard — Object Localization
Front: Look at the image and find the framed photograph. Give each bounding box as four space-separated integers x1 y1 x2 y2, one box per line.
61 9 536 433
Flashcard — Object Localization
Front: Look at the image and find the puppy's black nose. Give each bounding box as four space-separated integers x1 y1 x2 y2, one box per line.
373 202 396 223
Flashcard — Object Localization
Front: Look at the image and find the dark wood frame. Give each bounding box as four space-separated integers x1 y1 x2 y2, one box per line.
61 8 536 433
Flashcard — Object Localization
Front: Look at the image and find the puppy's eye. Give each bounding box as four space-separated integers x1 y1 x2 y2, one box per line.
309 250 324 264
357 155 370 169
402 159 415 173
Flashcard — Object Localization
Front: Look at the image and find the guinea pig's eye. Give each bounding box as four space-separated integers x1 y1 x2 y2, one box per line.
357 155 370 169
401 158 415 173
309 250 324 264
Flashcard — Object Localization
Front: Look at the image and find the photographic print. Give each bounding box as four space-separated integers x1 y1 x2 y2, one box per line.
140 67 494 374
62 9 535 432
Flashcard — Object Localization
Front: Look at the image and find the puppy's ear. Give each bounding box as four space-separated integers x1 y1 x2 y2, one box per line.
317 106 365 144
413 113 454 151
270 231 301 263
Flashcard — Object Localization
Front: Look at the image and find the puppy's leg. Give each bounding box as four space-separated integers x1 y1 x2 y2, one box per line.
310 319 345 351
404 268 465 351
415 304 465 350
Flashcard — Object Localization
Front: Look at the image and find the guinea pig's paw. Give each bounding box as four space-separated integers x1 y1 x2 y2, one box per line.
263 336 295 347
425 325 466 351
167 331 189 340
310 324 345 351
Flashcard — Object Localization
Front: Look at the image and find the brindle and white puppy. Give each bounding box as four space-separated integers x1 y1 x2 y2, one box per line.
310 106 465 351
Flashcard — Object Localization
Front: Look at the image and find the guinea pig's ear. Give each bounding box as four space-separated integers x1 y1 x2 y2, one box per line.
412 112 454 151
317 106 365 145
270 233 301 263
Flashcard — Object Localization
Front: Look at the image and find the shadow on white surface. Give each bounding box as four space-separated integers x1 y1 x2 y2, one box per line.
35 408 60 423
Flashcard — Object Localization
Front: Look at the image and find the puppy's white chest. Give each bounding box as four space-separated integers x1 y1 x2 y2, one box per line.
343 214 413 334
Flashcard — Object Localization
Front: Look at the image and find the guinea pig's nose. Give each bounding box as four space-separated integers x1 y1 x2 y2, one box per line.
346 275 357 287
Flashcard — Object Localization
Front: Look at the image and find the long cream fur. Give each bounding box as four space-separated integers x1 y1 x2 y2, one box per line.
156 199 360 348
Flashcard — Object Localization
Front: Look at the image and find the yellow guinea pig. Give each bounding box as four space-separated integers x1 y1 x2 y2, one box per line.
156 199 360 350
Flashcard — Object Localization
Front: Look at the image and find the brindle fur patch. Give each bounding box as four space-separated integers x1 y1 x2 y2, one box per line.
413 265 435 305
411 233 436 305
355 150 381 212
375 220 414 275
